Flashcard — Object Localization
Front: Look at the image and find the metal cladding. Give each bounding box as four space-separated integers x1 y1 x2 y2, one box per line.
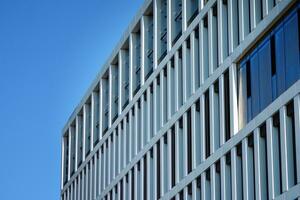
60 0 300 200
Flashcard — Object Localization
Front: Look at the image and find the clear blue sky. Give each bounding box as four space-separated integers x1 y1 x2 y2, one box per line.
0 0 144 199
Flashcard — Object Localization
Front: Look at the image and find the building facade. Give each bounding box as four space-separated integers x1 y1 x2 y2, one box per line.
60 0 300 199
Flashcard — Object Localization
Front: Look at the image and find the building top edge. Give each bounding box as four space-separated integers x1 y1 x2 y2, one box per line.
61 0 152 136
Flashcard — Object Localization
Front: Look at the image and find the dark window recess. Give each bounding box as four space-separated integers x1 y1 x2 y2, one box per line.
247 133 254 147
120 180 123 200
163 67 167 77
86 104 92 157
178 48 182 59
224 70 231 141
188 183 193 195
157 143 161 199
143 156 147 200
144 92 147 101
137 162 141 171
64 135 69 185
237 142 242 157
171 57 175 68
150 83 153 94
259 0 263 22
179 117 183 129
196 99 200 112
195 26 199 39
273 112 283 193
187 110 192 173
236 142 243 200
171 127 176 187
77 116 83 168
149 148 153 161
206 169 210 181
197 176 201 189
187 37 191 49
233 0 240 47
286 102 297 185
164 134 167 144
126 114 129 123
226 152 231 165
126 174 129 183
212 4 217 16
203 15 208 28
179 190 184 200
137 99 141 110
246 133 256 197
131 169 135 200
132 107 135 117
271 35 276 76
260 124 269 200
157 76 160 86
214 80 219 93
205 91 210 159
216 160 221 173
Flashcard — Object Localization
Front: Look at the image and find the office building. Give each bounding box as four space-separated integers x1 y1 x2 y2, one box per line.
60 0 300 199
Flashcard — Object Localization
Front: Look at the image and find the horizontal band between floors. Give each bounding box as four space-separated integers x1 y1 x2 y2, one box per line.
61 0 294 194
275 184 300 200
161 81 300 200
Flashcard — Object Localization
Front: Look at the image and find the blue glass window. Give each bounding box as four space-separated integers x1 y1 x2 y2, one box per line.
258 39 272 110
274 25 286 96
250 51 260 117
238 3 300 127
284 11 300 88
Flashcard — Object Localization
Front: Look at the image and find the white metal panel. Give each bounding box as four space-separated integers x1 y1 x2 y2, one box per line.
82 105 87 163
91 92 95 152
280 106 289 192
219 75 225 146
75 116 79 172
229 64 238 136
141 18 146 86
294 95 300 184
190 31 197 94
167 0 172 51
